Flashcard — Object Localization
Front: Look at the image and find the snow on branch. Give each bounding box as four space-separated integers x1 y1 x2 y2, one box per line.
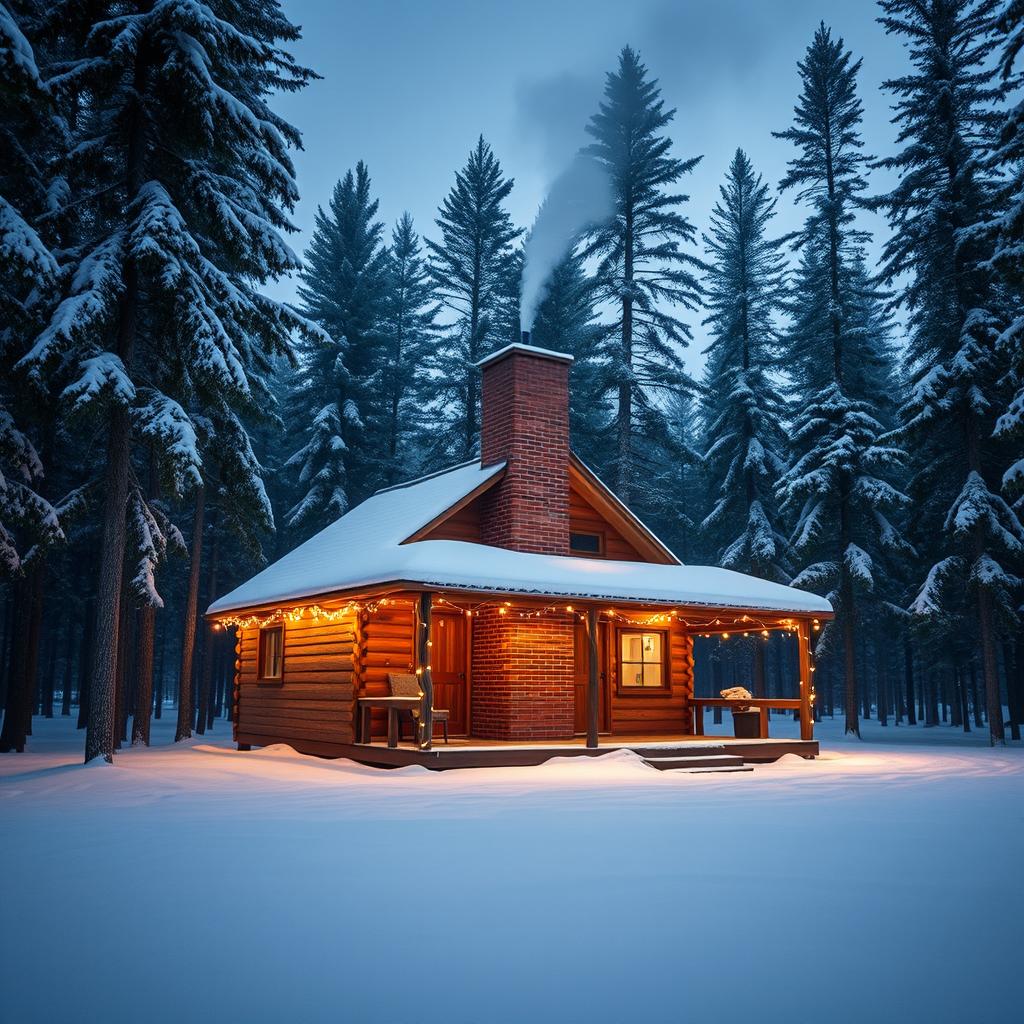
910 557 963 618
133 392 203 494
62 352 136 413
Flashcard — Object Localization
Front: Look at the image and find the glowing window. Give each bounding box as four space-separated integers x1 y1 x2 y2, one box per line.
258 625 284 681
619 631 665 689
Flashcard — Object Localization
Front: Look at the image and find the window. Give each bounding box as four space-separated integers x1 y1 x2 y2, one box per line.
570 531 603 555
618 630 666 690
258 625 284 681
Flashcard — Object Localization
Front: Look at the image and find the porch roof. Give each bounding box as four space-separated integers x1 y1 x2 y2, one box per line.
208 460 832 618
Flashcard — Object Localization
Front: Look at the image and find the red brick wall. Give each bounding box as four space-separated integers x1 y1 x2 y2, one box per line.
479 349 570 555
471 607 575 740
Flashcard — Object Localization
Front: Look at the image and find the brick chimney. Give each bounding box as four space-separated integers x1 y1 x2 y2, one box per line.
476 335 573 556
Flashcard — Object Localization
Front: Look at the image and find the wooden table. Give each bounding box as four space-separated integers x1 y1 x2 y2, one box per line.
690 697 801 738
357 696 422 748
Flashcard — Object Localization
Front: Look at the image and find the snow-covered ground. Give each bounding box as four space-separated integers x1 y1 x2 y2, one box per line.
1 716 1021 1024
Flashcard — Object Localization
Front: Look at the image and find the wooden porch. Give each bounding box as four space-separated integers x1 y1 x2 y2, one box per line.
341 733 819 770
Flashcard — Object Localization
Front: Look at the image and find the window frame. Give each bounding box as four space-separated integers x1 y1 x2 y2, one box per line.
257 623 285 683
615 627 669 695
569 529 605 557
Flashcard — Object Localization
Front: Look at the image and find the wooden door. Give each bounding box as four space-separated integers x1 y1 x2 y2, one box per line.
573 618 607 734
430 612 467 735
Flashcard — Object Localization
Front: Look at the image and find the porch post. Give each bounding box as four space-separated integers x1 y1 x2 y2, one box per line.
797 620 814 741
586 608 600 749
417 592 434 750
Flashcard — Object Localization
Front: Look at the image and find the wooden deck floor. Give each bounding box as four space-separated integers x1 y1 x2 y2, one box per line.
339 734 819 769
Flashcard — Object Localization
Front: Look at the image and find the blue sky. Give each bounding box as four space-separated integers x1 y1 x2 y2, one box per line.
271 0 910 372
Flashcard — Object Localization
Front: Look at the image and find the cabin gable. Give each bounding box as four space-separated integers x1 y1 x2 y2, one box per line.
401 469 504 545
568 482 644 561
566 458 677 565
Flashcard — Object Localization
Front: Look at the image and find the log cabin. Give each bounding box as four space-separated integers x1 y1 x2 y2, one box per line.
207 340 833 769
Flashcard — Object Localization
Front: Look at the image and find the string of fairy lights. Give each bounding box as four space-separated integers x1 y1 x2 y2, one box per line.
213 596 399 631
213 592 820 707
215 593 821 635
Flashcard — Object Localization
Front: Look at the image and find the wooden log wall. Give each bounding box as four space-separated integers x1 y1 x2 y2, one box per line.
235 614 357 752
608 622 694 735
355 599 417 738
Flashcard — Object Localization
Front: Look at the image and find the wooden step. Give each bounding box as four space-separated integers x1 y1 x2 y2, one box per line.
644 753 746 770
662 764 754 775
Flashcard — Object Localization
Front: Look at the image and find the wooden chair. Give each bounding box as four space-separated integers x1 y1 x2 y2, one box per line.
387 672 450 744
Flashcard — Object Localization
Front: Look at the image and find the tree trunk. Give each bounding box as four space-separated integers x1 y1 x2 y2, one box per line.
876 639 888 727
841 580 859 736
1008 638 1023 741
950 661 963 728
176 485 205 742
153 618 165 719
0 594 11 711
0 568 45 752
41 618 58 718
195 520 219 735
131 453 160 746
61 612 75 717
968 658 984 728
752 642 766 698
131 605 156 746
76 596 95 730
114 585 136 749
711 647 723 725
975 586 1004 743
957 664 971 733
84 41 149 761
616 206 634 503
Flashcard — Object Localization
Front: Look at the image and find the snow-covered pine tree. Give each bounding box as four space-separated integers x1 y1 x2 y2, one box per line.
377 213 437 484
975 1 1024 499
775 24 910 737
649 388 701 561
528 246 608 469
873 0 1023 744
426 136 521 463
19 0 318 762
292 162 389 526
0 2 68 755
582 46 703 507
700 149 790 581
0 3 64 578
699 149 791 693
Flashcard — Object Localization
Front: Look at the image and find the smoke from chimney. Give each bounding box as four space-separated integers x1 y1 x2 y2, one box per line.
519 154 612 333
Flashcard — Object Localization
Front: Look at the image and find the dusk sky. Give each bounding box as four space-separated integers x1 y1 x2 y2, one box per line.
273 0 911 372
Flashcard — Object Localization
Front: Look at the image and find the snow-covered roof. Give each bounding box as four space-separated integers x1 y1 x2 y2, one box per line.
207 460 832 617
475 342 573 368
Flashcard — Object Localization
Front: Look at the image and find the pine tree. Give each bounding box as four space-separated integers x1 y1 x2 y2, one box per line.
653 390 701 562
976 1 1024 498
378 213 437 484
0 3 64 572
19 0 317 761
0 3 67 755
426 136 520 463
292 162 389 525
699 149 790 589
873 0 1023 743
582 46 703 506
528 247 608 468
775 24 910 737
